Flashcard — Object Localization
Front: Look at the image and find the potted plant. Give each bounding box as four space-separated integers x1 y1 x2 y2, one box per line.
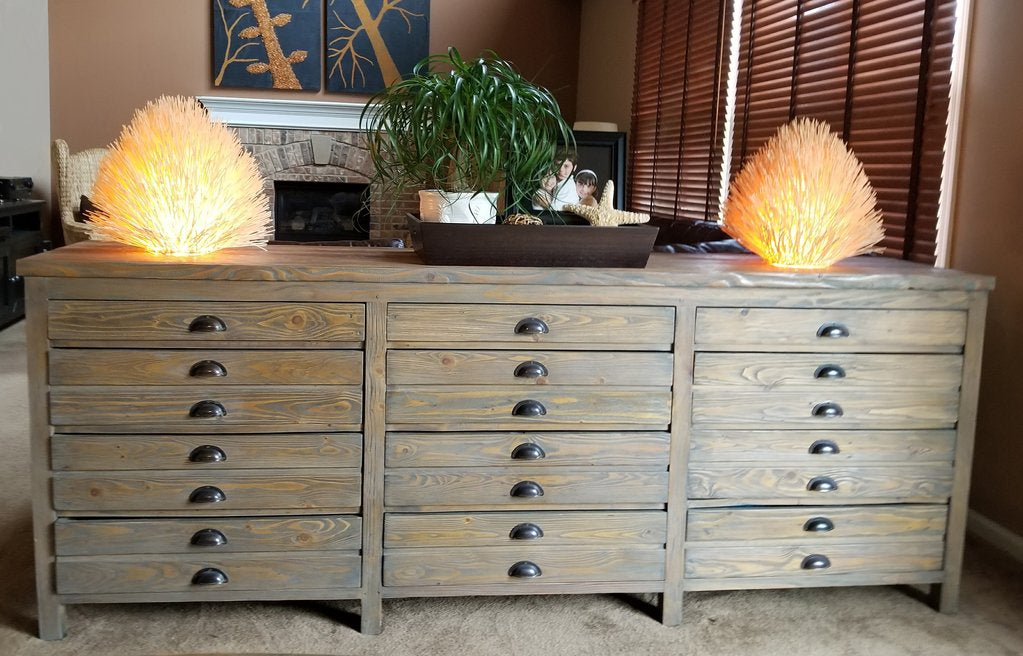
361 47 574 224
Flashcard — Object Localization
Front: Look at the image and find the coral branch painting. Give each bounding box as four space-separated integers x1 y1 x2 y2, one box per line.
327 0 430 93
213 0 322 91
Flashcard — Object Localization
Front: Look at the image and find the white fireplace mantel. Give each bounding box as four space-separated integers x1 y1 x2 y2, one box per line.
198 96 367 131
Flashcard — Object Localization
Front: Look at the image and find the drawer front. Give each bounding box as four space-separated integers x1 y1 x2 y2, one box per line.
385 470 669 507
50 386 362 429
49 301 366 342
686 465 953 501
385 511 667 547
691 389 959 429
685 541 945 579
53 470 362 511
50 349 363 386
386 387 671 428
388 304 674 345
55 515 362 555
52 433 362 470
695 308 966 350
693 353 963 388
383 546 665 586
686 505 948 543
386 350 673 386
688 429 956 464
56 552 361 594
385 432 670 468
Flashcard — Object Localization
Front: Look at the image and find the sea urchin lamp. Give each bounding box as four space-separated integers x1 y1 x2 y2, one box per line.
86 95 272 256
722 118 885 269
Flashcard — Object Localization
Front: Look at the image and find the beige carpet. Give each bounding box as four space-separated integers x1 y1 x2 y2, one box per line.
0 321 1021 656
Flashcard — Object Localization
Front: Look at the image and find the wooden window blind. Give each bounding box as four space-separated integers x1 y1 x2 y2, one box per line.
633 0 956 263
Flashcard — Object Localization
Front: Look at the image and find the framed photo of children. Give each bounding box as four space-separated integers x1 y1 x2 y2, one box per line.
531 130 627 218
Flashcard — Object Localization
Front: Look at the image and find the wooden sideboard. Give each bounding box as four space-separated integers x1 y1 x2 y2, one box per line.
18 242 993 639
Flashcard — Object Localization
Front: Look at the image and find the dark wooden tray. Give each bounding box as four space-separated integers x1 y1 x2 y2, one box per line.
406 215 658 267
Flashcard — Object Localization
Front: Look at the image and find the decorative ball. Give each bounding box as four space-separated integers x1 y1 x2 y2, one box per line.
87 95 271 256
722 118 885 269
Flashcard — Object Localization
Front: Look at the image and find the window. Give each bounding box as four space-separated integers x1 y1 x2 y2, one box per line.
629 0 958 263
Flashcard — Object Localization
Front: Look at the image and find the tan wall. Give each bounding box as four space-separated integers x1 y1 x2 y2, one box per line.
575 0 637 134
0 0 51 217
950 0 1023 537
49 0 580 150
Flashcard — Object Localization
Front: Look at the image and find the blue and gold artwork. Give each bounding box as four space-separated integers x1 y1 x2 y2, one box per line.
326 0 430 93
213 0 322 91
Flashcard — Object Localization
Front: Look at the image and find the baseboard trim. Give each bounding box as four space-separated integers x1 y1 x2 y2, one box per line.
967 510 1023 564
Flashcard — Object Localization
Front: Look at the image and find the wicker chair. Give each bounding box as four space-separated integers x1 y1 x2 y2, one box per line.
52 139 109 245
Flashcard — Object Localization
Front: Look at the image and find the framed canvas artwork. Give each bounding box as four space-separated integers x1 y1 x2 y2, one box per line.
326 0 430 93
213 0 322 91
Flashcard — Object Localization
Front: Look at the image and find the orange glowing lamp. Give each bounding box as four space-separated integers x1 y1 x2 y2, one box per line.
87 96 271 256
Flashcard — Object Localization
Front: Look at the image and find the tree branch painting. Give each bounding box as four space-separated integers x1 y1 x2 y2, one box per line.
212 0 322 91
326 0 430 93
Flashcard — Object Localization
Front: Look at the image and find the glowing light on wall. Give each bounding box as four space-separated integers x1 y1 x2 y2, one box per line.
722 118 885 269
87 95 271 256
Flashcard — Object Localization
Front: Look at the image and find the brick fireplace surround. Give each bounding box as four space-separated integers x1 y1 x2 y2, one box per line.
199 96 416 244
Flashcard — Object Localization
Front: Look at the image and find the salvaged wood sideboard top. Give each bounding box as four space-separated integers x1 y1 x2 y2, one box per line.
19 242 993 639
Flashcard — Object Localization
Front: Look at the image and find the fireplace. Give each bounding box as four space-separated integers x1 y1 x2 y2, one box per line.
273 180 370 243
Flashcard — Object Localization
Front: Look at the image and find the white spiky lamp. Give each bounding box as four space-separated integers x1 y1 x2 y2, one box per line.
87 95 271 256
722 118 885 269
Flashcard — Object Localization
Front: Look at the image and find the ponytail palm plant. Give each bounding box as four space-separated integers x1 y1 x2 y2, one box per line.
361 47 574 220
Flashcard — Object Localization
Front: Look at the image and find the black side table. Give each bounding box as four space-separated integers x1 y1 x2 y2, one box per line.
1 199 46 328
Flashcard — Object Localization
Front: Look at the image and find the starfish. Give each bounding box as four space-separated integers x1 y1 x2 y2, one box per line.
562 181 651 226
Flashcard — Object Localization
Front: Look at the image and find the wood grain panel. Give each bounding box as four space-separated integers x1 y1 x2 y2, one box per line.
385 432 670 468
386 386 671 427
693 353 962 388
48 301 365 341
383 546 665 586
386 350 673 386
53 469 362 511
56 552 361 594
50 386 362 428
685 541 945 579
687 465 953 501
55 516 362 555
688 429 956 464
686 505 948 542
385 469 669 507
387 304 674 344
49 349 363 386
384 511 667 547
52 433 362 470
695 308 967 350
691 389 959 429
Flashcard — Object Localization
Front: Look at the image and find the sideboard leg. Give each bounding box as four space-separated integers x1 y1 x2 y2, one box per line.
360 594 383 635
661 590 683 626
37 597 67 641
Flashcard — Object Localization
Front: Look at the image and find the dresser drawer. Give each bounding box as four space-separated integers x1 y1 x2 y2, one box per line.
688 429 956 464
695 308 966 351
387 304 674 345
52 433 363 470
385 511 667 547
691 389 959 429
693 353 963 388
386 386 671 429
385 469 669 507
50 386 363 430
55 515 362 555
387 350 673 386
686 505 948 543
383 546 664 586
48 301 365 342
385 432 670 468
685 541 945 579
686 465 953 502
50 349 364 386
56 552 361 594
53 469 362 512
